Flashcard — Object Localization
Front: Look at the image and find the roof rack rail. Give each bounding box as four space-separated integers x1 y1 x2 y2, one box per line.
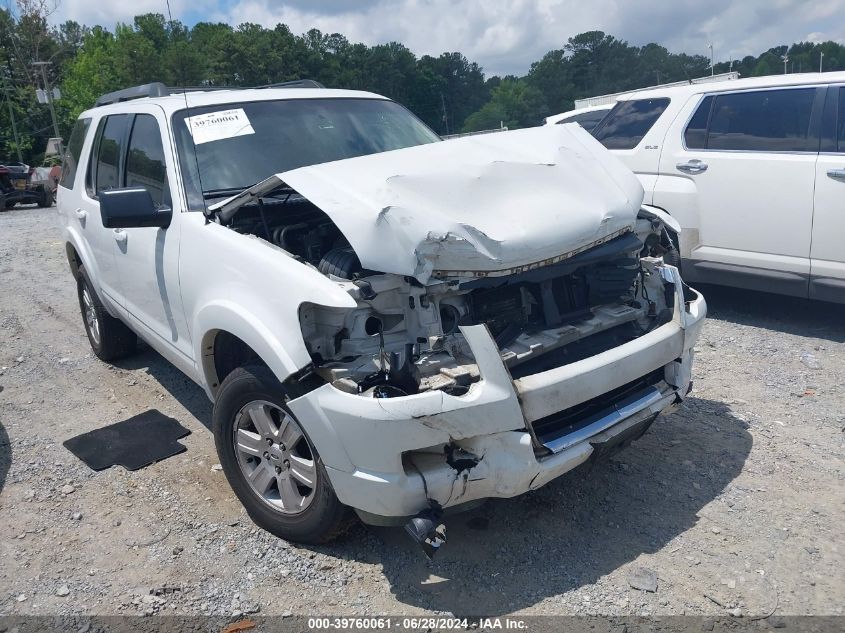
95 79 326 107
95 82 169 107
255 79 326 89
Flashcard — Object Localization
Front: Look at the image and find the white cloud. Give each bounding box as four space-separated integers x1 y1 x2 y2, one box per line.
52 0 845 75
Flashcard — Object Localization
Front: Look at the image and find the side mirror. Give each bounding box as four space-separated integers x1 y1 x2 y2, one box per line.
99 187 172 229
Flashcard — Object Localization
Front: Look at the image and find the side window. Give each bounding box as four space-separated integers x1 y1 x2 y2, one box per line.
92 114 130 195
125 114 170 206
558 109 609 131
592 98 670 150
59 118 90 189
707 88 816 152
838 87 845 152
684 96 713 149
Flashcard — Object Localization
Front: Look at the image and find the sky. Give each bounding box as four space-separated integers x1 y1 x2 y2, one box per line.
51 0 845 76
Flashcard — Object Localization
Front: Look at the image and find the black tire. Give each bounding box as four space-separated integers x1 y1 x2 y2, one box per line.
213 364 351 544
36 187 53 208
76 265 137 361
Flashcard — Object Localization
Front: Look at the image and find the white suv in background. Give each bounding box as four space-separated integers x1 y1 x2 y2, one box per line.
591 72 845 303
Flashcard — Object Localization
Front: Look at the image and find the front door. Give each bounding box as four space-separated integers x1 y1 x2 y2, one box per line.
810 85 845 303
110 109 193 364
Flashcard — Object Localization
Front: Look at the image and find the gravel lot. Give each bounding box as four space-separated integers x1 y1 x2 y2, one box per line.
1 205 843 619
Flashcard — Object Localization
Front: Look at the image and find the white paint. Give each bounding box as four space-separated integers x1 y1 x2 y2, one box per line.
57 85 709 525
213 124 644 283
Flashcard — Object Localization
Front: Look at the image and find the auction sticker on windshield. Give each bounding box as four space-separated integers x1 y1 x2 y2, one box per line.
186 108 255 145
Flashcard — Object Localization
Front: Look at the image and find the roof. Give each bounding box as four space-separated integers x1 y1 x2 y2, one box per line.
615 71 845 102
81 86 389 118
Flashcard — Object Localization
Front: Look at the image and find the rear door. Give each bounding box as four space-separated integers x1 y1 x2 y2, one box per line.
658 86 823 297
810 85 845 303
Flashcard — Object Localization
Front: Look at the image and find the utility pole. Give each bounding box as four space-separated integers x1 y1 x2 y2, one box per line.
782 54 789 75
440 92 449 135
708 44 714 76
820 51 824 73
2 76 23 162
32 61 61 142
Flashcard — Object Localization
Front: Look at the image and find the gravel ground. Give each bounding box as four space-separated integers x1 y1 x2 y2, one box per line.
1 205 843 619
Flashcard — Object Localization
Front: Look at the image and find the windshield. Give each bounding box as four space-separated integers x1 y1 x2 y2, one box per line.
173 97 441 209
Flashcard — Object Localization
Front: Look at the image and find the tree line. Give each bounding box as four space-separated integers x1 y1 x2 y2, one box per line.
2 1 844 164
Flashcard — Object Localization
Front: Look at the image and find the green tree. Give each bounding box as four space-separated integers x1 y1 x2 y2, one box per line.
463 78 547 132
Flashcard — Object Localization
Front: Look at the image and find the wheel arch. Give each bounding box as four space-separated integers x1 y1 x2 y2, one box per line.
195 301 312 399
63 228 102 290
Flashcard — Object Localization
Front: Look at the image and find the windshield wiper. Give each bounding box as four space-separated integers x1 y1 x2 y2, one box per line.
202 185 260 200
206 174 293 222
203 184 295 201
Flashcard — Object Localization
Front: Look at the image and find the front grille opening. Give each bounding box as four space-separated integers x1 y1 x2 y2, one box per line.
465 258 640 348
509 321 644 379
530 368 665 444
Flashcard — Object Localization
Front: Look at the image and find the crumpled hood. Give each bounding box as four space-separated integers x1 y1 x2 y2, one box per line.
214 124 644 283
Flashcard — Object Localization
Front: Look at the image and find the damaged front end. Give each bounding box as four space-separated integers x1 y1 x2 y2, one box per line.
210 126 706 528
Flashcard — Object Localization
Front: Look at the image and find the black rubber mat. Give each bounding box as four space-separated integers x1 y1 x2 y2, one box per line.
63 409 190 471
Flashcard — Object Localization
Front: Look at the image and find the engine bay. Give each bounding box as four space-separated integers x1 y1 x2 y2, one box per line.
224 193 681 398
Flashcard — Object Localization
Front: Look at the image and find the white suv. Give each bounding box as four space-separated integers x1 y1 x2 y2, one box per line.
57 81 705 546
591 72 845 303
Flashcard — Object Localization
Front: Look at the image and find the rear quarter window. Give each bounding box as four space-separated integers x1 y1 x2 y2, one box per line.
59 118 91 189
684 96 714 149
593 98 670 149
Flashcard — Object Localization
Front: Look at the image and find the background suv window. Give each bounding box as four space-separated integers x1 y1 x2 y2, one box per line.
592 98 670 149
59 118 90 189
684 96 713 149
93 115 130 194
556 109 609 132
706 88 816 152
125 114 170 206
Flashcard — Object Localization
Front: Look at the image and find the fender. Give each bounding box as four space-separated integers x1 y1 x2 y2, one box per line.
193 299 358 472
193 299 312 398
639 204 682 236
180 214 357 397
62 226 123 318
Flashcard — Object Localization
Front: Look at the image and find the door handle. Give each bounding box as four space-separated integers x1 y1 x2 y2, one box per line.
113 229 127 244
827 168 845 182
75 208 87 220
676 159 708 174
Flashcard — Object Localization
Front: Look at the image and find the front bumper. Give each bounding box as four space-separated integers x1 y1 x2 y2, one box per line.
288 266 706 522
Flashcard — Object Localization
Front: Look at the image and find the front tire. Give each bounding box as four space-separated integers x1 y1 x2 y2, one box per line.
213 364 350 543
76 266 137 361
